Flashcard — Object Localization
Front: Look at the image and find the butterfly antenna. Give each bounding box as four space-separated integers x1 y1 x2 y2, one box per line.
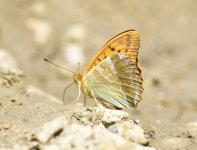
44 58 76 74
77 62 80 73
63 82 75 104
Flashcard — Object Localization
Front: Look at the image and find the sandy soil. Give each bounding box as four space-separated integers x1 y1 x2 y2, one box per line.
0 0 197 149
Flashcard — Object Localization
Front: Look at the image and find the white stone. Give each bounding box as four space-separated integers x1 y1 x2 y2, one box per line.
36 116 68 143
94 124 153 150
65 24 87 42
26 19 51 44
56 124 93 149
0 49 23 75
93 123 110 139
39 121 154 150
113 120 148 145
125 125 148 145
102 109 129 123
63 43 84 66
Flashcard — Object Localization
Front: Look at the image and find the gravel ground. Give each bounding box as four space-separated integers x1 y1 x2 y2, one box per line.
0 0 197 149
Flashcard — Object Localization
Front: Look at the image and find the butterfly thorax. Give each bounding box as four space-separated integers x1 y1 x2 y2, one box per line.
74 73 92 97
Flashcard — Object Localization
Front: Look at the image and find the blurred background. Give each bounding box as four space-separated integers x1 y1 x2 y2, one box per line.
0 0 196 124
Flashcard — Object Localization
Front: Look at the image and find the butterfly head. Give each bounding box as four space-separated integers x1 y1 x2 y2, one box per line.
74 73 82 85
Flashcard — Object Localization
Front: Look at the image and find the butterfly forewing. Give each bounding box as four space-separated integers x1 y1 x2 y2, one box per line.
82 53 143 109
83 30 140 76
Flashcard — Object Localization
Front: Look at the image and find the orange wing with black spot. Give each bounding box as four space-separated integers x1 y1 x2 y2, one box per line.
83 29 141 76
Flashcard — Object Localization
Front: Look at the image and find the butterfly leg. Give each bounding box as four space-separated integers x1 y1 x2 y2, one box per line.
63 82 75 104
83 95 87 106
91 91 104 113
76 83 81 103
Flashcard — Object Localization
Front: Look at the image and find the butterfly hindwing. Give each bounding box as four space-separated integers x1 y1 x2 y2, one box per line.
83 53 143 109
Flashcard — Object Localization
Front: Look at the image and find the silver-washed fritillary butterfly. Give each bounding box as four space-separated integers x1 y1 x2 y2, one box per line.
74 29 143 109
45 29 144 109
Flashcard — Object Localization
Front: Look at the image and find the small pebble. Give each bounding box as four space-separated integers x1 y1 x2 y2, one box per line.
4 123 12 130
151 78 161 86
18 102 23 106
185 122 197 137
11 99 16 103
144 129 155 139
156 120 161 124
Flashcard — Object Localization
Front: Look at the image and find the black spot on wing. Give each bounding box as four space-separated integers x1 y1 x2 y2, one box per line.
109 45 116 51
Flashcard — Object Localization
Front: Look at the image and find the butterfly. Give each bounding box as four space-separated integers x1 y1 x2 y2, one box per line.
73 29 144 109
45 29 144 109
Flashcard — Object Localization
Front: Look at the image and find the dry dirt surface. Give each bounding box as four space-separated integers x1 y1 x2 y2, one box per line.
0 0 197 149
